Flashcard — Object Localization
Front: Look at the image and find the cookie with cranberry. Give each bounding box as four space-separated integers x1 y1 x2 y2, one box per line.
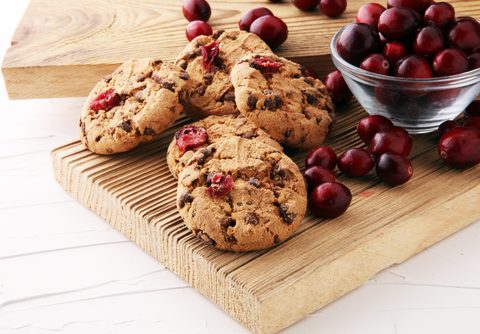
166 114 282 178
174 30 272 119
79 58 189 155
176 137 307 252
230 54 335 150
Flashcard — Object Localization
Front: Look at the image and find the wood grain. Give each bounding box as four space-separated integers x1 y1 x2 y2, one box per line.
4 0 479 99
51 101 480 334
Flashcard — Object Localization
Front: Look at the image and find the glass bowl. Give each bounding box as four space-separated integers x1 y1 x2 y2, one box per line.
330 26 480 134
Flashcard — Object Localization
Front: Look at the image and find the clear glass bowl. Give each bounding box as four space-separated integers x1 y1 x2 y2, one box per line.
330 26 480 134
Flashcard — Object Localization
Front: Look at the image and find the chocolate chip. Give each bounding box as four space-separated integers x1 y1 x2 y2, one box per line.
249 177 261 188
136 74 147 82
196 231 216 246
274 164 287 178
197 147 213 165
220 217 236 228
264 97 276 110
315 116 323 125
118 120 132 133
179 72 189 80
241 132 257 139
279 204 295 225
305 92 317 105
247 95 257 110
195 85 206 96
135 128 141 136
284 129 292 138
95 135 102 142
178 191 193 209
221 91 236 102
274 95 283 108
144 127 155 136
152 73 163 84
292 73 301 79
245 213 259 225
212 30 225 40
224 234 237 243
152 59 163 66
274 235 281 244
177 60 188 69
203 73 214 85
161 79 175 92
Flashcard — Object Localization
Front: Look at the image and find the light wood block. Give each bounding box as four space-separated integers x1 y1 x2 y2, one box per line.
51 101 480 334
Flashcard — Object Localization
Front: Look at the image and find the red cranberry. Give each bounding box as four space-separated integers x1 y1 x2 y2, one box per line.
387 0 432 14
375 87 402 106
182 0 211 22
465 117 480 132
206 173 234 197
438 127 480 168
320 0 347 17
292 0 320 11
305 146 337 170
356 3 386 29
465 100 480 119
378 7 417 41
175 125 208 152
424 2 455 29
433 48 469 77
383 42 408 65
323 70 352 105
90 89 121 112
448 18 480 55
468 52 480 70
186 21 213 41
302 66 319 79
309 182 352 218
338 148 375 177
360 53 391 75
336 23 381 65
304 166 336 191
251 56 283 77
250 15 288 48
437 120 459 138
200 41 219 70
413 26 445 57
357 115 394 144
238 7 273 32
376 153 413 186
370 126 413 157
395 55 433 78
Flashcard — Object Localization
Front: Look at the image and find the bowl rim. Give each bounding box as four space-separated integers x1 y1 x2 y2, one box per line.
330 25 480 84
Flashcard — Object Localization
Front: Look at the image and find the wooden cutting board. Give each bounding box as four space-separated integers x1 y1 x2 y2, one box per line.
3 0 479 99
52 100 480 334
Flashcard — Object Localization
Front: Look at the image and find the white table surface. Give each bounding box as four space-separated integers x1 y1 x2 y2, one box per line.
1 2 480 333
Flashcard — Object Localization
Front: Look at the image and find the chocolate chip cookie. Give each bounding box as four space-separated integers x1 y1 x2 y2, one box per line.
166 114 283 179
174 30 272 119
176 137 307 252
79 58 189 155
230 54 335 150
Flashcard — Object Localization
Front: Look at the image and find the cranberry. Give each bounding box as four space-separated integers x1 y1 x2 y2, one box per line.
370 126 413 157
323 70 352 105
433 48 469 77
376 153 413 186
251 56 283 77
304 166 336 191
238 7 273 32
465 100 480 119
338 148 375 177
383 42 408 65
292 0 320 11
250 15 288 48
356 3 386 29
175 125 208 152
375 87 402 106
336 23 381 65
185 21 213 42
448 18 480 55
413 26 445 58
395 55 433 78
357 115 394 144
387 0 432 14
378 8 417 41
468 53 480 70
302 66 319 79
206 173 234 197
182 0 211 22
465 117 480 132
320 0 347 17
90 89 121 112
438 127 480 168
360 53 391 75
437 120 459 138
199 41 219 71
305 146 337 170
424 2 455 29
309 182 352 218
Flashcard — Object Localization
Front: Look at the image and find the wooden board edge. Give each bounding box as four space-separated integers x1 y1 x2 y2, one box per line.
256 186 480 334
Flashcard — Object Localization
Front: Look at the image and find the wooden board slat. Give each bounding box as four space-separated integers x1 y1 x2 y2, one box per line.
4 0 480 99
51 101 480 334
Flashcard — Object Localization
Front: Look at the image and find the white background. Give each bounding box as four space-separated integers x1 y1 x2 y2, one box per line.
1 1 480 333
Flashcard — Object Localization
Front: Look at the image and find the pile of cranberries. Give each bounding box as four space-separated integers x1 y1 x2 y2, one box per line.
305 115 415 218
238 7 289 48
336 1 480 78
